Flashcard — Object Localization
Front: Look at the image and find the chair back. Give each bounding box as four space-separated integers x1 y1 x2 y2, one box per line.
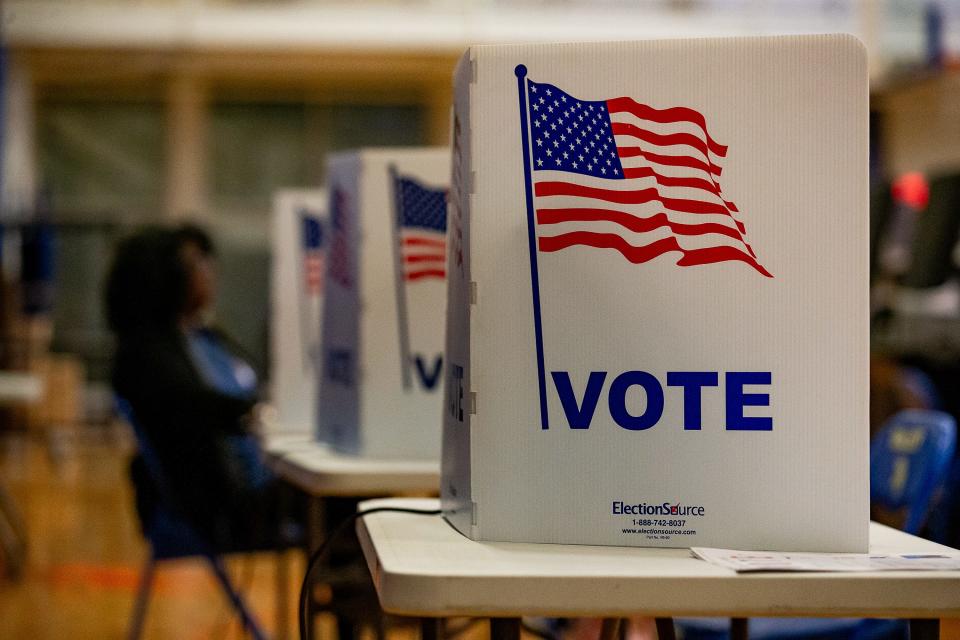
871 409 957 534
116 396 218 558
116 396 199 517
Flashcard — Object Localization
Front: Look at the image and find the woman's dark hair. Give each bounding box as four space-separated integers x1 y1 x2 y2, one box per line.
175 223 215 257
105 224 215 336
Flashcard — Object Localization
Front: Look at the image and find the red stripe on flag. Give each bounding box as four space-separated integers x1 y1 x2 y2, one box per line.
538 232 771 278
540 232 677 263
616 146 722 177
404 254 445 264
606 97 728 157
534 181 731 216
536 208 744 241
405 269 446 281
610 122 718 163
620 166 739 214
676 245 772 277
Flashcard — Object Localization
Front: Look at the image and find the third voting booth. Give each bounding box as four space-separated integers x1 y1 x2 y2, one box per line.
318 148 450 459
442 35 869 551
270 188 328 432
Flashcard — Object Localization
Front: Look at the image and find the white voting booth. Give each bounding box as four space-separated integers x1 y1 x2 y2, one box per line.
442 35 869 551
318 148 449 459
269 189 328 433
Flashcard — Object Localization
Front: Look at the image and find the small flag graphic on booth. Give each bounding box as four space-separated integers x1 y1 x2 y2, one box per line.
328 188 353 290
389 167 448 390
300 212 326 370
301 213 325 295
394 175 448 281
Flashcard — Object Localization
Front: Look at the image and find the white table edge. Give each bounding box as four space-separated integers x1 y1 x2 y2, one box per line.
356 498 960 619
270 447 439 497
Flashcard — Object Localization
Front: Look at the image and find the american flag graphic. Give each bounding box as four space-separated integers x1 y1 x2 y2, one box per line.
328 188 353 289
301 213 325 295
522 76 772 278
394 175 448 281
390 169 448 390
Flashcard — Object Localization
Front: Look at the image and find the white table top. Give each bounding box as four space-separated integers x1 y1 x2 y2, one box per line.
356 498 960 619
0 372 42 404
269 444 439 497
262 432 319 457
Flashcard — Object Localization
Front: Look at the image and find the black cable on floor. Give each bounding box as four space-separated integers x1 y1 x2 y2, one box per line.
298 506 442 640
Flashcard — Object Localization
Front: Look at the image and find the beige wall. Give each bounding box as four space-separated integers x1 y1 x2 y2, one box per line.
880 72 960 178
22 46 459 220
2 53 38 217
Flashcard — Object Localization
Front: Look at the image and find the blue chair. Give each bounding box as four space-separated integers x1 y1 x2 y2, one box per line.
925 460 960 546
116 398 269 640
871 409 956 532
677 409 957 640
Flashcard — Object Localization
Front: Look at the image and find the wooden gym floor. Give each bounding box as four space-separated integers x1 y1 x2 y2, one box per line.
0 426 306 639
0 424 651 640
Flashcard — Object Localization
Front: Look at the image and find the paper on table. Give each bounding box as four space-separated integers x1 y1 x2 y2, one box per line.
691 547 960 573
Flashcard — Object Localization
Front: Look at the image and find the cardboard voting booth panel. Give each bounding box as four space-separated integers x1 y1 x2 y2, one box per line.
442 35 869 551
270 189 328 433
318 148 449 459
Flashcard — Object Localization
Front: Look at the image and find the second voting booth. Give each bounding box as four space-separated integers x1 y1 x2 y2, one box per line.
442 35 869 551
318 148 450 459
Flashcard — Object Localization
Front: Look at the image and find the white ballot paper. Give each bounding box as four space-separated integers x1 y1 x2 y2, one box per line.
691 547 960 573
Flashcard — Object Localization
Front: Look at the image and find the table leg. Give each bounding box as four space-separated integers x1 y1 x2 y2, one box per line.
421 617 442 640
336 617 355 640
489 617 521 640
307 496 325 552
731 618 749 640
275 549 289 640
0 480 27 579
655 617 676 640
600 618 623 640
911 619 940 640
302 494 323 640
306 583 317 640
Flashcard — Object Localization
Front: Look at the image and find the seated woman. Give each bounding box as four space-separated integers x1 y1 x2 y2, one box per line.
106 224 289 550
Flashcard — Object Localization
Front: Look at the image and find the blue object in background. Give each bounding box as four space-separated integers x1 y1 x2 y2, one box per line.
871 409 957 534
20 189 56 315
927 458 960 547
926 1 945 70
185 328 271 491
20 216 56 316
185 328 258 401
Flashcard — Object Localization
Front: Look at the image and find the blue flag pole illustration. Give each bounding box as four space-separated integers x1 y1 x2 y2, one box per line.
389 164 414 391
516 64 550 430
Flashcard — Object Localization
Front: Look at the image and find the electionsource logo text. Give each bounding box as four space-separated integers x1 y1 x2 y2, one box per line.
612 501 706 516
